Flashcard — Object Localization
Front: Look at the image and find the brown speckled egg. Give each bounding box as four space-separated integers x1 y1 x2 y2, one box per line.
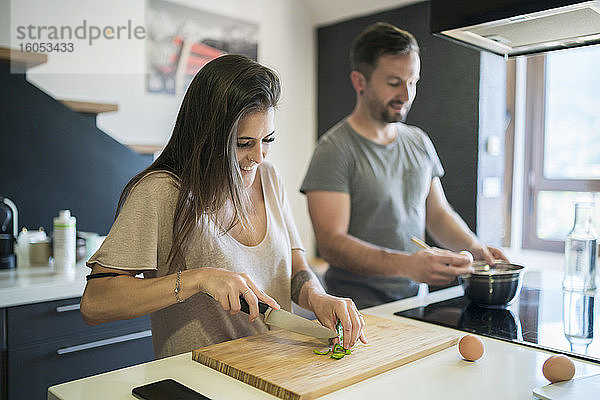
542 355 575 383
458 334 484 361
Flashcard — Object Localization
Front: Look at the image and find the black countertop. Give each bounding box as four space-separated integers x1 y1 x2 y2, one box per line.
395 271 599 363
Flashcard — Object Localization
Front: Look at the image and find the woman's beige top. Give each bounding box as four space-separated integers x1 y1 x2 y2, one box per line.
87 161 303 358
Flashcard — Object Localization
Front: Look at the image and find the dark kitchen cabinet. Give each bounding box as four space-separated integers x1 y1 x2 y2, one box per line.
3 297 154 400
1 309 6 400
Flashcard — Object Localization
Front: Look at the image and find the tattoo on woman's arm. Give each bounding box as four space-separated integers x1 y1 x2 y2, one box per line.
291 270 313 304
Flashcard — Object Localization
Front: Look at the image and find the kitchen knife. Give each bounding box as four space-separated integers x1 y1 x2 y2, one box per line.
239 297 339 344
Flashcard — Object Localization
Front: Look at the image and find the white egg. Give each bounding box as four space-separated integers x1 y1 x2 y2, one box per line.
459 250 474 263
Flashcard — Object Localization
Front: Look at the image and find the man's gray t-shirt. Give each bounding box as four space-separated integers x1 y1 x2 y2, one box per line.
300 119 444 308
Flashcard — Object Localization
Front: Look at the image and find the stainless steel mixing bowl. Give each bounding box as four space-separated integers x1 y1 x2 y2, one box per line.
458 261 525 307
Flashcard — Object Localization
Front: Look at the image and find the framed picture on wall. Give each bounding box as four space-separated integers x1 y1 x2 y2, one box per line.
146 0 258 95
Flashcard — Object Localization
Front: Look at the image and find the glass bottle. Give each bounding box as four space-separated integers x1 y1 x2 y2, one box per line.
563 203 597 291
562 290 594 354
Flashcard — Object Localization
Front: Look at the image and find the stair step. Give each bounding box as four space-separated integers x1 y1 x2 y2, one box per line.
127 144 164 155
59 99 118 115
0 47 47 72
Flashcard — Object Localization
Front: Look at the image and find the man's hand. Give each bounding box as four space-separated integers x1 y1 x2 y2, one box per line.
404 248 474 285
469 245 509 265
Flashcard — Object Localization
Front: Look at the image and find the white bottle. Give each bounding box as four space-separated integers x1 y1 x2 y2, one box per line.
53 210 76 271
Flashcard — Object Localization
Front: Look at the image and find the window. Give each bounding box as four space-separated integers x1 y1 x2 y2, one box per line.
521 46 600 251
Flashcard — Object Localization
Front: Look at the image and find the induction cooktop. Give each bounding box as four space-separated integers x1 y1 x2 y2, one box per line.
395 286 599 363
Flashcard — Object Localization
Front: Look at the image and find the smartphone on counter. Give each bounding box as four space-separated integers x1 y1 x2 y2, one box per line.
132 379 211 400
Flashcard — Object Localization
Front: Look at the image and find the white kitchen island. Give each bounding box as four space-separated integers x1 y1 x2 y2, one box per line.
47 282 600 400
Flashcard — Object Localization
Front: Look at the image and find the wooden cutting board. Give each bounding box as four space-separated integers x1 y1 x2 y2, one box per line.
192 314 458 400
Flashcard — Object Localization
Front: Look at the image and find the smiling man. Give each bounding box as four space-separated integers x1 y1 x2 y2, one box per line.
300 23 507 309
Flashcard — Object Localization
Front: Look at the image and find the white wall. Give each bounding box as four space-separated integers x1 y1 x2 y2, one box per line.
303 0 422 26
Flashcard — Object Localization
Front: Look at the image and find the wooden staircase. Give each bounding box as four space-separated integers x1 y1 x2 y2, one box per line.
0 46 155 234
0 46 161 155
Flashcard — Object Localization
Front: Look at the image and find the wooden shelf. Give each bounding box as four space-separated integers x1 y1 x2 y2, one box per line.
0 47 47 70
127 144 164 155
59 100 118 115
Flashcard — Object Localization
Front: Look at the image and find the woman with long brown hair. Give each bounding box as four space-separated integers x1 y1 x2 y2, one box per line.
80 54 366 358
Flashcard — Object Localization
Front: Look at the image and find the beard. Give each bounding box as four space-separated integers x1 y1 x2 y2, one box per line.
366 93 411 123
382 100 410 123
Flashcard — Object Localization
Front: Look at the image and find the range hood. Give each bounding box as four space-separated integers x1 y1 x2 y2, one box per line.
430 0 600 56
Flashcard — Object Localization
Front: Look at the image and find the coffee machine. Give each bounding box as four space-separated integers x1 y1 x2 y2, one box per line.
0 197 18 269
